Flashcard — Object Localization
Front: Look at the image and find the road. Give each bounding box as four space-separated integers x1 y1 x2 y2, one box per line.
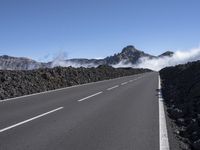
0 72 169 150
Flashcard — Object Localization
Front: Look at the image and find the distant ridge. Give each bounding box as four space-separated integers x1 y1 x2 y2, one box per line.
159 51 174 57
0 46 173 70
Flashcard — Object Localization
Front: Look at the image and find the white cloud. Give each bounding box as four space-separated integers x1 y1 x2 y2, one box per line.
48 47 200 71
113 47 200 71
112 59 133 68
51 52 98 68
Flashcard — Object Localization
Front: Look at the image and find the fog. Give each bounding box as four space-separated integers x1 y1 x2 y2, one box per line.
50 47 200 71
113 47 200 71
51 52 98 68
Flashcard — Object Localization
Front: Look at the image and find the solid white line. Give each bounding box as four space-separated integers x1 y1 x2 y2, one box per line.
0 74 142 103
107 85 119 91
129 80 133 82
121 82 128 85
78 92 103 102
158 76 170 150
0 107 63 133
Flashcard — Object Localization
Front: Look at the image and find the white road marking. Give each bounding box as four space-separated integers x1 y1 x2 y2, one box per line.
0 74 140 103
107 85 119 91
158 76 170 150
78 92 103 102
0 107 63 133
121 82 128 85
129 80 133 82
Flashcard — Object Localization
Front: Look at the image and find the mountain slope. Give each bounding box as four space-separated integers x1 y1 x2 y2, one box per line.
0 55 48 70
159 51 174 57
104 45 155 65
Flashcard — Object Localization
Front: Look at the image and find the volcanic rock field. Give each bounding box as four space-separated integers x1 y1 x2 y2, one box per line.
0 65 150 100
160 60 200 150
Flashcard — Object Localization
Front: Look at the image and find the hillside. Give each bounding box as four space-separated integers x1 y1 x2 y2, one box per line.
160 60 200 150
0 55 48 70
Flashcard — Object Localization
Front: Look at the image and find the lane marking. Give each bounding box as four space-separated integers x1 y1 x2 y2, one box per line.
107 85 119 91
0 73 144 103
0 107 63 133
129 80 133 82
78 92 103 102
158 76 170 150
121 82 128 85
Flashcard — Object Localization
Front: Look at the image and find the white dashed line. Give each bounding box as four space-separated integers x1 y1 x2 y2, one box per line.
121 82 128 85
78 92 103 102
0 74 138 103
0 107 64 133
158 76 170 150
107 85 119 91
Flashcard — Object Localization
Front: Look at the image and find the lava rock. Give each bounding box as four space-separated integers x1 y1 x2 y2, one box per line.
0 66 151 100
192 139 200 150
160 60 200 150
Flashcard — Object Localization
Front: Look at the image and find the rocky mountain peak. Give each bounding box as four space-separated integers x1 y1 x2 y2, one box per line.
0 45 175 70
0 55 15 59
121 45 138 54
159 51 174 57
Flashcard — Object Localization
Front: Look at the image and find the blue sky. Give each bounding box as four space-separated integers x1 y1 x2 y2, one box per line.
0 0 200 62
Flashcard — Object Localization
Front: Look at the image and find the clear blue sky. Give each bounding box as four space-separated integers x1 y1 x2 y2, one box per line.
0 0 200 61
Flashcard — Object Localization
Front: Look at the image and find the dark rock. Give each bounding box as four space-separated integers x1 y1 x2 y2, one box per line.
160 60 200 150
186 119 199 134
176 118 187 127
192 139 200 150
0 66 151 100
159 51 174 57
170 108 186 118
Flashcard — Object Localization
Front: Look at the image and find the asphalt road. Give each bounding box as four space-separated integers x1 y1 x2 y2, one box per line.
0 72 165 150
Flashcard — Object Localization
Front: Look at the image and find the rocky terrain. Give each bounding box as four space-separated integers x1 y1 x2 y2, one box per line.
103 45 156 65
160 60 200 150
0 55 48 70
0 45 173 70
158 51 174 57
0 65 151 100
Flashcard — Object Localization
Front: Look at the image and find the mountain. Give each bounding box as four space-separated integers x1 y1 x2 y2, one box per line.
104 45 155 65
0 46 174 70
52 45 156 67
0 55 48 70
159 51 174 57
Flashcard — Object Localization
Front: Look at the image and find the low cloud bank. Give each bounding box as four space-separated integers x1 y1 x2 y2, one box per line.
113 47 200 71
136 48 200 71
51 52 98 68
52 60 97 68
50 48 200 71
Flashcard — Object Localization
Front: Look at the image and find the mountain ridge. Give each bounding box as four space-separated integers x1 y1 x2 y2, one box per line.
0 45 174 70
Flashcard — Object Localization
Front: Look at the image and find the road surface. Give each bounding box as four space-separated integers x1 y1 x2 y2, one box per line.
0 72 171 150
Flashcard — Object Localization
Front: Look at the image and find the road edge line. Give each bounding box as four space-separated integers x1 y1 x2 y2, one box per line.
158 75 170 150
